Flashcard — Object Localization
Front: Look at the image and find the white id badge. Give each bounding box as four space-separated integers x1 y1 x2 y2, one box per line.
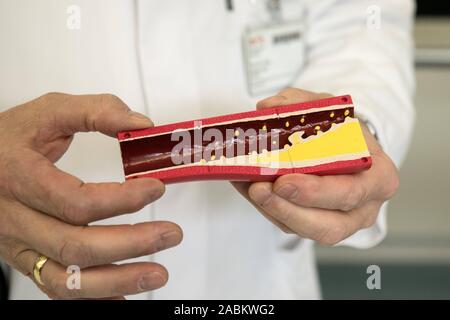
242 21 305 97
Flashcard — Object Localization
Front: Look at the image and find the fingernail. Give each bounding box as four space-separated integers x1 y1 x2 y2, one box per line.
250 184 273 205
275 184 298 200
161 230 182 248
138 272 165 291
128 111 153 124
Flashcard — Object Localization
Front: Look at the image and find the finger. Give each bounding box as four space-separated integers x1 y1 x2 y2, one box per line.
40 93 153 137
270 122 399 212
231 181 295 234
257 88 332 110
273 152 398 212
9 247 56 298
248 182 379 245
272 173 372 212
73 263 168 299
54 222 183 268
11 205 183 268
14 248 168 299
9 151 165 225
0 239 34 276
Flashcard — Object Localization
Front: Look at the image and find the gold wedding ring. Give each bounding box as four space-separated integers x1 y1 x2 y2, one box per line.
33 255 49 286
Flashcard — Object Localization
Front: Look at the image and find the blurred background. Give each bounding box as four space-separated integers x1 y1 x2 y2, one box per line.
317 1 450 299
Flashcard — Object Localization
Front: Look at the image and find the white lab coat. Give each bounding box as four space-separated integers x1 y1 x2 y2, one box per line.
0 0 415 299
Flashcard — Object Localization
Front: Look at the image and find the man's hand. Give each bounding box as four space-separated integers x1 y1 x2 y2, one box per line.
0 93 182 299
233 88 399 245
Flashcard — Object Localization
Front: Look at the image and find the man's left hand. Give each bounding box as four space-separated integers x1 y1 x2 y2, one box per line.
233 88 399 245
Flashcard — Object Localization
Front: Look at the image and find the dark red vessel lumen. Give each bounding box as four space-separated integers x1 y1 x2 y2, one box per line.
118 95 372 184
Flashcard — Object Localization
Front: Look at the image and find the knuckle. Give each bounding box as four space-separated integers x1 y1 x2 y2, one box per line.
40 92 65 102
385 172 400 200
296 177 320 205
60 196 93 225
101 93 119 101
282 87 298 93
58 236 94 267
341 180 366 212
279 87 299 97
98 93 126 109
341 193 358 212
38 92 70 110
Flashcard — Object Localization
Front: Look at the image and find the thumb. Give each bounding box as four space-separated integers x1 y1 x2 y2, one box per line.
47 93 153 137
256 88 332 110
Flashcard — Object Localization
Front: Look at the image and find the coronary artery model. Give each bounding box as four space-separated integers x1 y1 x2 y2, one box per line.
118 95 372 183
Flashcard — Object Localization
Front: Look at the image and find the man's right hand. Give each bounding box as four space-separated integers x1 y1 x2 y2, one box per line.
0 93 183 299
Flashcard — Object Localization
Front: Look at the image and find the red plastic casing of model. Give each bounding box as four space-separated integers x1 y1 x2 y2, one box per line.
117 95 372 183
